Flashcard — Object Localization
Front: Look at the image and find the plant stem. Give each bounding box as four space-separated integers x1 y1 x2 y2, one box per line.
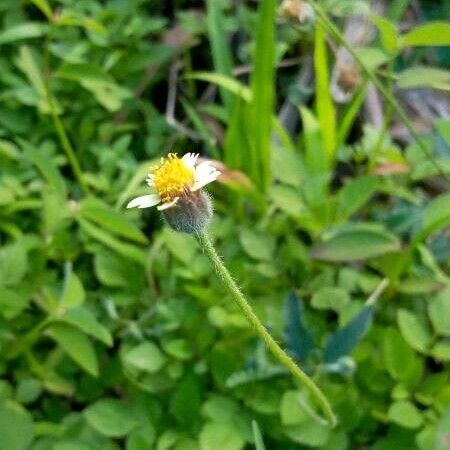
196 231 337 428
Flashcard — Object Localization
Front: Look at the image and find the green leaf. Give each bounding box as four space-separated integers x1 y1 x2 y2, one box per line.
30 0 53 20
0 22 47 45
401 21 450 47
0 241 27 287
53 441 93 450
60 271 85 309
124 342 167 373
47 323 99 376
79 197 148 244
199 421 245 450
373 16 398 53
206 0 233 112
323 305 374 363
388 400 423 429
84 398 137 438
311 287 350 312
431 340 450 362
428 287 450 336
311 224 401 262
249 0 276 191
78 219 146 266
397 309 432 353
383 328 421 384
0 403 34 450
300 107 328 176
0 288 29 319
169 374 201 426
314 25 336 159
239 228 275 261
335 176 379 222
421 192 450 238
283 292 314 362
285 419 331 447
396 67 450 91
62 307 112 346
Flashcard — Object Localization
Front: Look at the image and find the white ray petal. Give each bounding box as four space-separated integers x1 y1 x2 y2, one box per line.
157 197 179 211
127 194 160 209
146 173 154 187
191 172 220 191
194 161 217 180
181 153 199 169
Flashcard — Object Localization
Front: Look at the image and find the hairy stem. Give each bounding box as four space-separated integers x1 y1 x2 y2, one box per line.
196 231 337 428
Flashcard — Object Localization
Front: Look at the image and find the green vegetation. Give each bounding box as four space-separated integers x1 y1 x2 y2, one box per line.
0 0 449 449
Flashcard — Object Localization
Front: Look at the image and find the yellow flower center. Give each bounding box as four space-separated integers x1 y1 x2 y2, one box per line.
151 153 194 202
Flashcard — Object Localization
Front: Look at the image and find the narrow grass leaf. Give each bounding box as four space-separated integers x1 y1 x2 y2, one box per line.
314 24 336 161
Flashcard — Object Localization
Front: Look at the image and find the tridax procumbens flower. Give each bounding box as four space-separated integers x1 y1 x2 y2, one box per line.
127 153 221 233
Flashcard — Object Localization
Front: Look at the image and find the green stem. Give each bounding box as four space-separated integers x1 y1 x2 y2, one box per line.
43 29 90 196
196 231 337 428
308 1 449 183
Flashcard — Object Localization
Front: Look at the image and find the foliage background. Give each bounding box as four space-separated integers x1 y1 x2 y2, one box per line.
0 0 450 449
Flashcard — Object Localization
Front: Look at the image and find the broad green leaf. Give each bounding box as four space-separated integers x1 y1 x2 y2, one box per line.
383 328 421 385
124 342 167 373
323 305 374 363
335 176 378 222
80 197 148 244
431 340 450 362
428 287 450 336
314 25 336 159
84 398 137 438
56 63 131 111
388 400 423 429
0 288 29 319
401 22 450 47
53 441 93 450
239 228 275 261
199 421 245 450
60 271 85 309
94 250 130 287
373 16 398 53
78 219 146 266
162 339 193 361
311 287 350 311
0 22 47 45
396 67 450 91
397 309 432 353
280 390 308 426
47 323 99 376
62 307 112 346
311 224 401 262
169 374 201 426
435 408 450 450
20 139 66 195
162 228 197 265
0 241 27 287
421 192 450 238
285 419 330 447
271 147 304 188
0 404 34 450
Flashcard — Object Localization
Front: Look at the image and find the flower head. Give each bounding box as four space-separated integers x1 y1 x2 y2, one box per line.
127 153 221 233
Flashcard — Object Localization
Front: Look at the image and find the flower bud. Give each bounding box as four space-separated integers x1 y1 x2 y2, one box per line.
162 189 213 234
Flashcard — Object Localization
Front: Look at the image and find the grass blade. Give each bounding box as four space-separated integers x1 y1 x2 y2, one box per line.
250 0 276 191
314 24 336 162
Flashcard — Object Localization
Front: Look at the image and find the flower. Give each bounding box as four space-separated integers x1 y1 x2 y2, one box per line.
126 153 220 211
127 153 221 233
